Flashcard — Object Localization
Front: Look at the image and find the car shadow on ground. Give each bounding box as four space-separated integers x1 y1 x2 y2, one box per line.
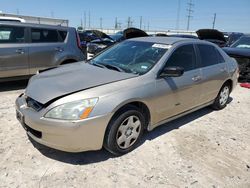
29 96 233 165
0 80 28 92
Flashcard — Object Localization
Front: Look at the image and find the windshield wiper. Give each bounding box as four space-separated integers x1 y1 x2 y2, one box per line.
90 60 125 72
91 61 107 69
102 64 125 72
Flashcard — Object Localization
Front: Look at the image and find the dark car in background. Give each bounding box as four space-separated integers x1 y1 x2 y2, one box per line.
223 35 250 82
223 32 244 47
87 28 148 59
0 22 84 82
196 29 227 47
109 33 124 42
78 30 114 58
168 34 198 39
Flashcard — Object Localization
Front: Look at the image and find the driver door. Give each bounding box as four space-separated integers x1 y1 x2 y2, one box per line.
154 44 202 124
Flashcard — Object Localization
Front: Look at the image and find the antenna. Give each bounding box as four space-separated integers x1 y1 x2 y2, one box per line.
186 0 194 30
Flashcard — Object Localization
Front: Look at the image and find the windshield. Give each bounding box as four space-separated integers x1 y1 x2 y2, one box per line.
89 40 168 75
231 36 250 49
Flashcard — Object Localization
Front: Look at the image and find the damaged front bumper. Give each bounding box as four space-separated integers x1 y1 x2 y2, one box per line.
15 94 112 152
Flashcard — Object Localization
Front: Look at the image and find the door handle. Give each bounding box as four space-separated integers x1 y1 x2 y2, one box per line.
16 49 25 54
192 75 201 82
55 47 63 52
220 67 227 72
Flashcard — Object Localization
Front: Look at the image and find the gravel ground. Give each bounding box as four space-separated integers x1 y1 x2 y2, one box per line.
0 81 250 188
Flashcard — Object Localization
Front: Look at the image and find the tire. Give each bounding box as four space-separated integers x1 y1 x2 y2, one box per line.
104 106 146 155
211 83 231 110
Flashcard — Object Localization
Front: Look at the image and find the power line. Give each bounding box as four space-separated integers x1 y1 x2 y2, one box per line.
186 0 194 30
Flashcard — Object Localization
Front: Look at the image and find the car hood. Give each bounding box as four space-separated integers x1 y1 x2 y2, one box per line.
196 29 226 42
123 27 148 39
25 62 137 104
223 47 250 58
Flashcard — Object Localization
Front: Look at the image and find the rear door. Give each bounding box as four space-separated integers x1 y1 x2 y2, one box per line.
196 44 229 103
0 25 29 78
155 44 202 122
28 28 66 74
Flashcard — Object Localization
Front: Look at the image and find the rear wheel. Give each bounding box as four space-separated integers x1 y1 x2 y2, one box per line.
104 106 145 155
211 83 231 110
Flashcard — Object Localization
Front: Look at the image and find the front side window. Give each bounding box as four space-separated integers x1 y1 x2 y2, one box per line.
0 26 24 43
165 44 196 72
31 28 59 43
197 44 222 67
89 41 168 75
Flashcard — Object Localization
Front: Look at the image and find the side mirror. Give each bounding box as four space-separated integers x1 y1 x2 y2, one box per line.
158 66 184 78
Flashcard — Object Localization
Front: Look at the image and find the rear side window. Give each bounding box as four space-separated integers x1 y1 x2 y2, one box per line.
197 44 225 67
58 30 67 41
0 26 25 43
31 28 59 43
166 44 196 72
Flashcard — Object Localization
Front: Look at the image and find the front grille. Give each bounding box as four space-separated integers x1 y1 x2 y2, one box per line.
24 124 42 139
26 97 43 111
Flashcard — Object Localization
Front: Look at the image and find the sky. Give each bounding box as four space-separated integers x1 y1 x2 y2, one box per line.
1 0 250 33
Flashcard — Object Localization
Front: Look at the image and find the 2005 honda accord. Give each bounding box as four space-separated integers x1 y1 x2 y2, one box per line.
16 37 238 155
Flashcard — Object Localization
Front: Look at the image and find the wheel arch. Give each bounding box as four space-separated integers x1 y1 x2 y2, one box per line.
223 79 233 93
109 100 151 130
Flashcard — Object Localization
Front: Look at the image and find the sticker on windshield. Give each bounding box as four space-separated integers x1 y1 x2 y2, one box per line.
141 65 148 69
152 44 171 49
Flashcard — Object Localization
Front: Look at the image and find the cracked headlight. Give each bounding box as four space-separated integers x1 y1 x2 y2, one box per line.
44 98 98 120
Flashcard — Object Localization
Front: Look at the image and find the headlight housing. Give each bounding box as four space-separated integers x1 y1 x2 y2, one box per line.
44 98 98 120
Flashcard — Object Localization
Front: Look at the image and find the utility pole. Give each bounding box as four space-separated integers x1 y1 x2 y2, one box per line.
88 11 90 29
51 11 54 18
80 18 83 28
176 0 181 30
127 17 131 28
115 17 118 29
84 11 86 29
100 17 103 29
212 13 217 29
16 9 20 15
147 22 149 31
186 0 194 30
140 16 142 29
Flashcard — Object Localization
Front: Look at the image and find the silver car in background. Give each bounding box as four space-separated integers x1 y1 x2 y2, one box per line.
16 37 238 155
0 22 84 82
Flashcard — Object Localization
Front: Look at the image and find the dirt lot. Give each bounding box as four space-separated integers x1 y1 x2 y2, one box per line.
0 81 249 188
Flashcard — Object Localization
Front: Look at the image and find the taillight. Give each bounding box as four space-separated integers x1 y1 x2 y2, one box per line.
76 31 82 50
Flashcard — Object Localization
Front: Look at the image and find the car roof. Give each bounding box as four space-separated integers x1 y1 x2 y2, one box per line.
129 36 205 45
0 21 70 30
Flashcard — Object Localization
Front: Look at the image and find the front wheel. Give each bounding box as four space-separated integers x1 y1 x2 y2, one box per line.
211 83 231 110
104 106 145 155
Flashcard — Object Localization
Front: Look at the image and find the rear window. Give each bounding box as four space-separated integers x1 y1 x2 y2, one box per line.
0 25 25 43
31 28 59 43
197 44 225 67
58 30 67 41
